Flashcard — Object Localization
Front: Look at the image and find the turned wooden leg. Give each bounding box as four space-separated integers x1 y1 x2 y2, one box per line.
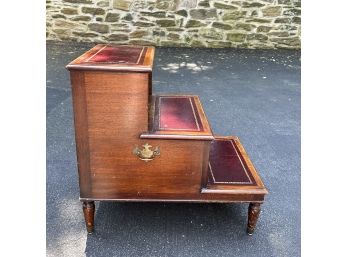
82 201 95 234
247 202 261 235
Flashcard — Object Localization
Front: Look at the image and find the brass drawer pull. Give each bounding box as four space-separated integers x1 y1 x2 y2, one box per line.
133 143 160 162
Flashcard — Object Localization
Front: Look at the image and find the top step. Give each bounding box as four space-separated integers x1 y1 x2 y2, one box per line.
66 44 155 72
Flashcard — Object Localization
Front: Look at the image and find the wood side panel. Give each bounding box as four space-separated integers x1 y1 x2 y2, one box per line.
70 71 92 197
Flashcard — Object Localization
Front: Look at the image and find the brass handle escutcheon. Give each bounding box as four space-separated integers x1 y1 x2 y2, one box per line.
133 143 160 162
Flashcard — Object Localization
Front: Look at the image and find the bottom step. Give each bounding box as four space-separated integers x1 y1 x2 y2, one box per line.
204 136 267 194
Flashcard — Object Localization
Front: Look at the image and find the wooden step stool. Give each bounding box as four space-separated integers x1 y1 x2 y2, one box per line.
66 44 268 235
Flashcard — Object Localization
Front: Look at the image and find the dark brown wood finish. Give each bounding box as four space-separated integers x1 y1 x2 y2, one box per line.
81 73 210 198
82 201 95 234
79 136 267 203
67 44 267 234
247 202 261 235
89 139 210 198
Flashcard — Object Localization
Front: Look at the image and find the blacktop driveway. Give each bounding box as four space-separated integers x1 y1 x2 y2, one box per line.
47 41 300 257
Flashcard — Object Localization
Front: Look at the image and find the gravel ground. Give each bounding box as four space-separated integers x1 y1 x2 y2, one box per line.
47 41 300 257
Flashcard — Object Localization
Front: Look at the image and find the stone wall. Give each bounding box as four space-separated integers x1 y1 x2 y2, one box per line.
46 0 301 49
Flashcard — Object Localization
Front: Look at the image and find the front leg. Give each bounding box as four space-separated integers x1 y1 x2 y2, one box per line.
82 201 95 234
247 202 261 235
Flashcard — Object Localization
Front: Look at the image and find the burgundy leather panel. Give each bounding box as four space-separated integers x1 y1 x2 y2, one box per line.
155 96 203 131
208 140 256 185
84 45 147 64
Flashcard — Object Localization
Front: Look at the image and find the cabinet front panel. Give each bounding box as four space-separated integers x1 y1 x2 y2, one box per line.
89 140 209 198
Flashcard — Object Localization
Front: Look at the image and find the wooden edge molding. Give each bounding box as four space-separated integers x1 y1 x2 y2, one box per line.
66 65 153 72
201 188 268 195
192 96 214 135
139 132 214 141
79 197 265 203
143 46 155 68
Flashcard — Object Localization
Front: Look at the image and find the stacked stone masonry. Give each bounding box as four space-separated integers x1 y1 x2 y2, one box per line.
47 0 301 49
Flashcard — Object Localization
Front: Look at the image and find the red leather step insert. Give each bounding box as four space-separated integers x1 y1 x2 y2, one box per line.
83 45 147 64
208 139 256 185
154 96 204 132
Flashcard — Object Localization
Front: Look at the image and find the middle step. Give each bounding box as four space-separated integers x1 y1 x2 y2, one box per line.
140 95 214 140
